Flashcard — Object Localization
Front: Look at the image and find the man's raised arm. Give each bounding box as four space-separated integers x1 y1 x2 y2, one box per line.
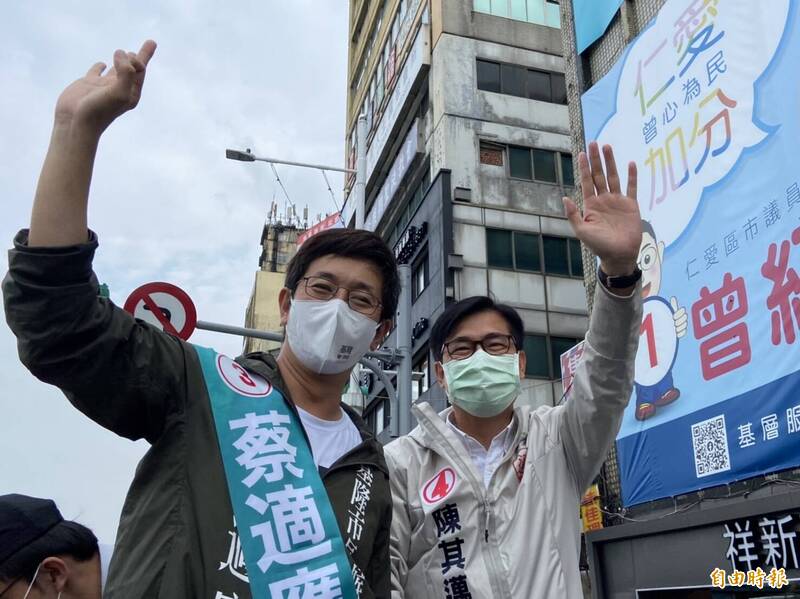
29 40 156 247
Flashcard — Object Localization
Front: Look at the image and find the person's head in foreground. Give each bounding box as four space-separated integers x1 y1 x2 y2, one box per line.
431 296 527 419
0 495 100 599
278 227 399 376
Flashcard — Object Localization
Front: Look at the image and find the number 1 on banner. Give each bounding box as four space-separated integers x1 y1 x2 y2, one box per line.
640 312 658 368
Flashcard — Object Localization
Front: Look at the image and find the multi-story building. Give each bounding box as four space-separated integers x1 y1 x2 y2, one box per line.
560 1 800 596
342 0 587 439
242 214 303 354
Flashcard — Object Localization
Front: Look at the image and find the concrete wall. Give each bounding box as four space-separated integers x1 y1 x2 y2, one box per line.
243 270 285 354
452 203 588 409
432 0 562 55
429 31 571 208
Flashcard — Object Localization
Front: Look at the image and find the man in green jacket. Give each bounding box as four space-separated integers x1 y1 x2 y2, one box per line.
3 40 396 599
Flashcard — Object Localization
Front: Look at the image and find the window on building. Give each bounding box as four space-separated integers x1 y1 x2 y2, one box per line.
412 353 430 401
473 0 561 29
504 146 574 187
514 232 541 271
476 59 501 93
569 238 584 278
412 251 429 300
524 334 583 379
551 70 567 104
501 64 526 98
487 230 582 278
477 59 566 105
543 236 569 276
527 69 551 102
542 235 584 278
486 229 514 269
523 335 549 378
532 149 557 183
509 146 533 179
561 153 574 187
479 141 505 166
487 229 540 272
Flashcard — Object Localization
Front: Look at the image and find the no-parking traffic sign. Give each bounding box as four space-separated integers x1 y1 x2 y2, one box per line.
123 282 197 340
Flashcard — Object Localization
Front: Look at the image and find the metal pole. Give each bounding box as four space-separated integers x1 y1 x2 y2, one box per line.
397 264 413 436
354 114 367 229
195 320 397 362
253 156 356 174
226 149 356 174
359 358 399 437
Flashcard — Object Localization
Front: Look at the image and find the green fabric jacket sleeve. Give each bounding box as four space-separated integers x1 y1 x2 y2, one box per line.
3 230 187 443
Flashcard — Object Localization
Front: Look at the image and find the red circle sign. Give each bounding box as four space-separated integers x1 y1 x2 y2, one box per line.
422 467 457 505
124 282 197 341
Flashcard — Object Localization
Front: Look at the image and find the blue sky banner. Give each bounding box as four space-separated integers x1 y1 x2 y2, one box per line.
581 0 800 506
573 0 624 54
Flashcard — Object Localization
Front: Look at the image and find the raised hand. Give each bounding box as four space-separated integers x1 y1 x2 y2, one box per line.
29 40 157 247
54 40 157 134
563 142 642 277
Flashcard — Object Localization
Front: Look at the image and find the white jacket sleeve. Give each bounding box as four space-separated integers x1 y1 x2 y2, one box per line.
559 281 642 495
384 443 411 598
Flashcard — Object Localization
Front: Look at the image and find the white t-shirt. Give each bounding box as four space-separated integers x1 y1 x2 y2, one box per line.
297 406 363 469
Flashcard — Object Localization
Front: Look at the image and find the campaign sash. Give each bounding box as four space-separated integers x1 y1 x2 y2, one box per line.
195 346 357 598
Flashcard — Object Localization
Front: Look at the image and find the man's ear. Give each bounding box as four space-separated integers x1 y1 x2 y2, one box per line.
517 350 526 378
658 240 666 262
41 556 68 592
434 361 447 391
279 287 292 327
370 319 393 350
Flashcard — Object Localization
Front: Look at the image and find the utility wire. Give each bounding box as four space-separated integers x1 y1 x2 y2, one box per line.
320 169 347 227
268 162 296 214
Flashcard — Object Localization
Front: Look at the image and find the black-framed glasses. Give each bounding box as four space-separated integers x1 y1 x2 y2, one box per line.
442 334 517 360
296 276 382 316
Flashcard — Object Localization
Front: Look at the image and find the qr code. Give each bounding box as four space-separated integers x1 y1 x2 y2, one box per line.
692 415 731 478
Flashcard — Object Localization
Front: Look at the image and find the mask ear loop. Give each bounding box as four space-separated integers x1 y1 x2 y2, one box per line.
21 562 61 599
21 563 42 599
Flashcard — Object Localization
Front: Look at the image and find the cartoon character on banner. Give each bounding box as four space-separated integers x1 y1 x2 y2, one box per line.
634 220 689 420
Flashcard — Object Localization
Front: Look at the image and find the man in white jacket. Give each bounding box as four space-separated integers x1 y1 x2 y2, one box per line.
385 142 643 598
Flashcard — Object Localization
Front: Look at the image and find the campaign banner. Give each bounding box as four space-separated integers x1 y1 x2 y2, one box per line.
581 0 800 506
297 213 343 248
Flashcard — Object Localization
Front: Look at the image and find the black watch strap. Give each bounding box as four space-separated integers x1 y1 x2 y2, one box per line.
598 266 642 289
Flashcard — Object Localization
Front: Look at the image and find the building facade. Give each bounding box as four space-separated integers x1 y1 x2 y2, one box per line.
343 0 588 439
242 218 302 354
560 1 800 597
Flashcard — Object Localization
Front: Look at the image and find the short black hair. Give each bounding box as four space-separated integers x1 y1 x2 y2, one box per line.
0 521 98 585
285 228 400 321
431 296 525 362
642 219 656 242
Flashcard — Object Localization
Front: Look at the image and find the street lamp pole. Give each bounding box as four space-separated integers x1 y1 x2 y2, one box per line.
226 148 356 175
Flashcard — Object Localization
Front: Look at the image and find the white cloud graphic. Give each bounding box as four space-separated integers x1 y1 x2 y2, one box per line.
592 0 789 247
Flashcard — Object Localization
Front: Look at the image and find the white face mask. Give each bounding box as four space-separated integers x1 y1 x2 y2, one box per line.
286 298 379 375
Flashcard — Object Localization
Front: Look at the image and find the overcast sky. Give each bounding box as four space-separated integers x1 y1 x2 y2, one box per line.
0 1 348 544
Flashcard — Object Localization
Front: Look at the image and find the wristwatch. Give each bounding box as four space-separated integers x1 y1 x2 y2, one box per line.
598 266 642 289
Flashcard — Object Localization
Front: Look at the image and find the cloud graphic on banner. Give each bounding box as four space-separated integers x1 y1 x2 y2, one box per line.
592 0 790 248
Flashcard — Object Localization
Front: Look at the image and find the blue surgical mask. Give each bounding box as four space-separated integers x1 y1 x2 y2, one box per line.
442 349 521 417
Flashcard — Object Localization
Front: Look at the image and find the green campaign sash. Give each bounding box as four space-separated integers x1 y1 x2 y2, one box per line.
195 346 358 598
